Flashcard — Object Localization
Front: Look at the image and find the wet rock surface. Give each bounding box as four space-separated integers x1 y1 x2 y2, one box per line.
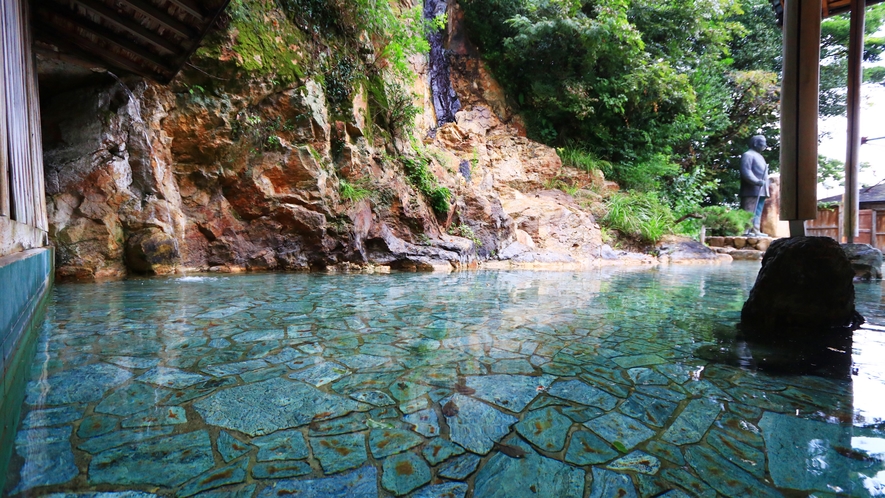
842 243 883 280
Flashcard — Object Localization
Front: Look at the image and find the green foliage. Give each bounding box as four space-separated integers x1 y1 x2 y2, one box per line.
602 191 675 245
402 157 451 214
448 223 482 246
225 0 305 83
818 155 845 186
819 201 840 211
556 146 611 174
338 178 372 202
367 77 421 142
231 111 295 153
697 206 753 236
543 176 581 196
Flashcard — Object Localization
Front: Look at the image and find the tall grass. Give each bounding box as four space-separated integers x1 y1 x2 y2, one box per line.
603 191 675 244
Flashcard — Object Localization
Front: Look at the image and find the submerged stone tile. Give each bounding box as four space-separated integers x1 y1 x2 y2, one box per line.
705 429 765 478
515 407 572 452
400 397 430 414
491 359 535 374
635 385 687 403
683 380 732 401
645 440 684 465
466 374 556 412
121 406 186 428
136 367 209 389
612 354 665 369
254 429 309 461
369 428 423 458
262 347 304 364
618 393 677 428
202 359 269 377
96 382 172 417
547 379 618 410
438 453 481 479
162 377 237 405
561 405 604 423
389 381 430 402
685 445 780 497
628 367 670 385
231 330 286 342
289 361 350 387
411 482 468 498
78 414 118 438
194 378 361 436
309 412 368 436
540 362 582 376
104 356 161 370
606 451 661 474
474 438 585 498
21 405 84 430
585 412 655 451
422 438 465 465
78 426 174 454
337 354 388 370
257 465 377 498
660 468 717 498
331 372 402 394
350 390 395 406
217 431 253 462
403 408 440 437
12 426 78 493
564 430 619 465
26 363 133 406
655 363 695 384
240 365 287 383
588 468 638 498
251 460 312 479
89 431 214 487
310 433 368 474
443 394 518 454
178 459 248 497
661 398 721 445
381 452 431 495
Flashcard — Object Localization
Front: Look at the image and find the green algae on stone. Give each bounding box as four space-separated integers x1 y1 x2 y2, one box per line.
381 452 431 495
254 429 309 461
515 407 572 452
310 433 368 474
255 465 377 498
422 438 465 465
217 430 253 462
369 428 423 458
474 438 585 498
88 431 214 487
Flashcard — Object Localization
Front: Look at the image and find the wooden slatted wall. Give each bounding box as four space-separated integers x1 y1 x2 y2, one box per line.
1 0 47 232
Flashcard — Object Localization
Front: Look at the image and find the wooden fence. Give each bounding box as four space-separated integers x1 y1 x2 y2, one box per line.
806 205 883 247
1 0 47 233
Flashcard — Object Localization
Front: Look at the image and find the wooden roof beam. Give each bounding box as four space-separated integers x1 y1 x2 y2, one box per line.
164 0 205 22
115 0 196 39
72 0 182 54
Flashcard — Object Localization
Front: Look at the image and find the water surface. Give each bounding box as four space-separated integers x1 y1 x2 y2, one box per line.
6 264 885 497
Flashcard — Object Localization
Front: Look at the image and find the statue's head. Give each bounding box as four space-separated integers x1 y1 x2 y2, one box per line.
749 135 767 152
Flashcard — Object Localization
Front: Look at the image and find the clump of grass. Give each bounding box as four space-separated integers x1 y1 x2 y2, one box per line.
603 191 674 245
556 146 611 174
339 178 372 202
448 223 482 246
403 157 451 214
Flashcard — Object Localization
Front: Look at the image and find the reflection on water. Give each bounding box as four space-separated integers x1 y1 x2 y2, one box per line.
4 264 885 496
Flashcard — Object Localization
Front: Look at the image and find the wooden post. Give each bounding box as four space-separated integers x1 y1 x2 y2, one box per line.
780 0 821 235
0 0 8 218
872 209 878 248
843 0 865 243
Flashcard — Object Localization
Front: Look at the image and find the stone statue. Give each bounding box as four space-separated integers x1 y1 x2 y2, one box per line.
740 135 770 236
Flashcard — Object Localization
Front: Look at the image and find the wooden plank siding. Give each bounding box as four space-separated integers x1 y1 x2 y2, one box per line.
1 0 47 236
807 206 884 248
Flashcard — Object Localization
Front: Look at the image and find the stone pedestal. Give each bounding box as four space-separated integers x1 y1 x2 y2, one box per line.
761 174 790 238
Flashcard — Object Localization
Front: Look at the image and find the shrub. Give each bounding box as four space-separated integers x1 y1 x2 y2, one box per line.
402 157 451 214
339 178 372 203
698 206 753 236
603 191 675 245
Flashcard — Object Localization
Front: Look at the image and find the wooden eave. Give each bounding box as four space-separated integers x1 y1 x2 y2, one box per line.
30 0 230 84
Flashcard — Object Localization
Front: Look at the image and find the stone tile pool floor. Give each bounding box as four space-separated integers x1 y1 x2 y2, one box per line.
5 264 885 496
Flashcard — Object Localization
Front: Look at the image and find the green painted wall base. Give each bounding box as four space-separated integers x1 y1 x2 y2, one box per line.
0 248 53 493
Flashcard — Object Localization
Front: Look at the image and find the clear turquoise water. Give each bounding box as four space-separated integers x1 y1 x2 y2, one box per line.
5 263 885 497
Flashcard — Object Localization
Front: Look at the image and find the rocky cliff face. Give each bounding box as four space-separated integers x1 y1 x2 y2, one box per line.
41 1 642 280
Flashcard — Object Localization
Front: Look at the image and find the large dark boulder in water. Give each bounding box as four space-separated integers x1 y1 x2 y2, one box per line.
741 236 863 336
842 243 883 280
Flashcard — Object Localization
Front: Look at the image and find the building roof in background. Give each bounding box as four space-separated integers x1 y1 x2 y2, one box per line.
30 0 230 83
820 181 885 204
772 0 885 25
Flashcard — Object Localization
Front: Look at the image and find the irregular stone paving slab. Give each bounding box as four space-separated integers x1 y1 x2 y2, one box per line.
121 406 186 428
96 382 172 417
337 354 388 370
585 412 655 451
685 445 782 497
263 347 304 364
564 430 619 465
12 426 78 493
178 458 248 497
759 411 859 493
627 367 670 385
299 342 325 355
618 393 677 428
443 394 518 454
21 405 84 429
404 408 440 437
202 359 269 377
42 493 158 497
252 459 312 479
254 429 309 461
26 363 132 405
309 412 368 436
194 378 361 436
588 468 639 498
491 359 535 374
541 362 582 376
369 428 423 458
466 374 556 412
289 361 350 387
78 426 174 454
389 381 431 402
163 377 237 405
474 438 585 498
606 451 661 474
635 385 687 403
660 468 717 498
411 482 468 498
102 357 158 370
683 380 732 401
231 330 285 342
240 365 287 384
332 372 402 395
422 438 465 465
438 453 482 479
196 485 257 498
661 398 721 445
612 354 665 369
659 490 693 498
350 390 395 406
381 451 431 496
400 397 430 414
547 379 618 410
89 431 214 487
78 414 118 438
310 433 368 474
256 465 377 498
655 363 695 384
286 356 323 371
136 367 209 389
515 407 572 452
645 440 684 465
706 429 765 478
714 412 764 448
217 431 253 462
